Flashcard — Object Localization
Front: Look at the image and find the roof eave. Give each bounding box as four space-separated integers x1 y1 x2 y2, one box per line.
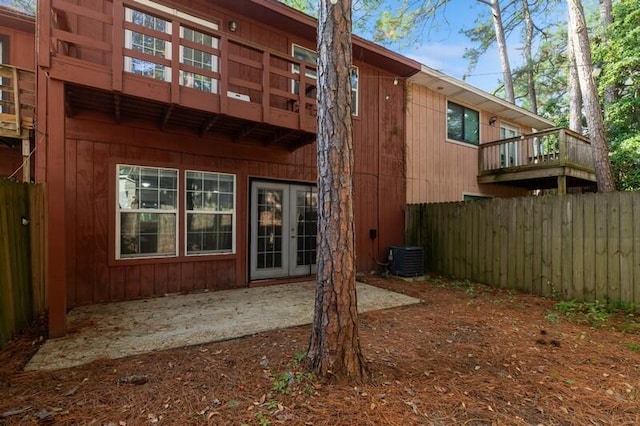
409 64 555 130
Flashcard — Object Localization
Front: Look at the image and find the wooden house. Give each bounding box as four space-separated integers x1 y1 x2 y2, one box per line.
406 65 597 203
36 0 421 336
0 5 35 182
33 0 594 338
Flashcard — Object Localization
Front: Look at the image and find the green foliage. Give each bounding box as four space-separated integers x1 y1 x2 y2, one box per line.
554 299 613 324
592 0 640 190
254 411 271 426
625 342 640 353
553 299 640 330
609 135 640 190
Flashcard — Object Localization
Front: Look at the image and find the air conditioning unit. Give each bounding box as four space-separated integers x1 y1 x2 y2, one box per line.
227 91 250 102
389 246 424 277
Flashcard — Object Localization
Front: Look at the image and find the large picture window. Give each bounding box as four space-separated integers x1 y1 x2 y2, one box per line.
186 171 235 255
291 44 359 116
447 101 480 145
117 165 178 258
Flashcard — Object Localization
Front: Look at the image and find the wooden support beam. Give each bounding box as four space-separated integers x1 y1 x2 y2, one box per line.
558 175 567 196
289 135 315 152
233 123 259 143
199 115 220 136
22 138 30 182
160 104 174 130
114 94 121 123
266 130 295 146
46 80 67 338
64 91 75 117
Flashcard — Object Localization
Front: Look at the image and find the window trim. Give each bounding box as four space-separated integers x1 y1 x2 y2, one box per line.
184 170 237 256
499 121 521 167
446 100 480 146
113 163 239 263
115 164 180 260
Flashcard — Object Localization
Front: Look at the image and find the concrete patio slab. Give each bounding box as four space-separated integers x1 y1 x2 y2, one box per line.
26 282 421 371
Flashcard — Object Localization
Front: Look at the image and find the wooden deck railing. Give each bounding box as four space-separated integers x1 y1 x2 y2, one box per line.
0 64 35 139
478 127 595 174
47 0 318 132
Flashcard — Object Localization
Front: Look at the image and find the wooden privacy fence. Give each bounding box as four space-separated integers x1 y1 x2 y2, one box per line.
406 192 640 304
0 179 46 348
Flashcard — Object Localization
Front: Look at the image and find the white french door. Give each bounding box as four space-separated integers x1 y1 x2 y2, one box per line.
250 181 317 280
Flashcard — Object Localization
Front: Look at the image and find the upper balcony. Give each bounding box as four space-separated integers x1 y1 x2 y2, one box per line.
44 0 319 150
478 127 597 193
0 64 35 140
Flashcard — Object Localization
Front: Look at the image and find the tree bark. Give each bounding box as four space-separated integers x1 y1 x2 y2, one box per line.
567 0 615 191
598 0 615 107
486 0 515 103
522 0 537 114
567 16 583 133
307 0 367 381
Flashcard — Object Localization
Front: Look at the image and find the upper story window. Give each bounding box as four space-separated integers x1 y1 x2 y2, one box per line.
291 44 359 116
447 101 479 145
179 27 219 93
124 4 220 94
124 8 172 81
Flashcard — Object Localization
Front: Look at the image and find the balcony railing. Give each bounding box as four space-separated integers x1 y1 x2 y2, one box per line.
0 64 35 139
479 127 595 175
47 0 318 133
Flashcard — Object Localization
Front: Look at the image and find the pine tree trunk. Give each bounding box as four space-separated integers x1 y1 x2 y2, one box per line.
567 0 615 191
489 0 515 103
522 0 537 114
598 0 615 107
307 0 367 381
567 18 583 133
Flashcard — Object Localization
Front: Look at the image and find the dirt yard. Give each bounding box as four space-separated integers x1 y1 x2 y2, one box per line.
1 275 639 425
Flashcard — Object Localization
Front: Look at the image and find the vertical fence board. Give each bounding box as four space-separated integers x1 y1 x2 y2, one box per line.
529 197 540 295
492 200 501 287
607 192 620 303
540 196 553 296
550 197 563 297
571 195 584 300
582 194 596 301
0 181 46 349
633 193 640 305
509 198 531 291
0 185 16 347
619 193 633 304
509 199 519 290
594 194 609 301
560 197 573 299
520 197 530 292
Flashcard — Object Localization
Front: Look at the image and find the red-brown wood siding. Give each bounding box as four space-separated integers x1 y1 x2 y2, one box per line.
62 60 406 307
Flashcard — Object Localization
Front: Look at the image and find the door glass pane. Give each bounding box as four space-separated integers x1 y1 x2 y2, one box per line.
295 189 317 267
256 188 283 269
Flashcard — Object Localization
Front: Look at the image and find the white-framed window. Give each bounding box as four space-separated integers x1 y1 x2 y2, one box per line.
499 122 521 167
447 101 480 145
185 171 236 255
124 7 172 81
117 165 178 259
291 44 359 116
179 26 219 93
